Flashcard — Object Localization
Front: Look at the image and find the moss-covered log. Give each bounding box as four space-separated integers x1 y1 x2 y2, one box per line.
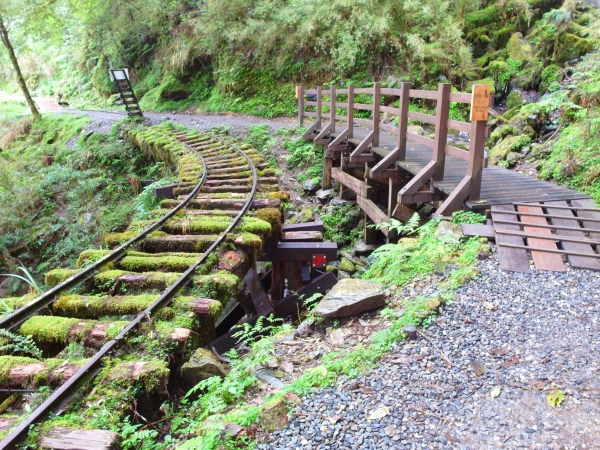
163 215 271 237
52 293 160 318
217 248 251 279
0 356 85 388
117 253 200 272
93 270 182 294
143 234 218 253
44 268 80 287
19 316 128 349
160 198 281 211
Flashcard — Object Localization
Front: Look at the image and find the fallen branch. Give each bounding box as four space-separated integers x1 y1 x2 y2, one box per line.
417 331 454 367
211 346 232 365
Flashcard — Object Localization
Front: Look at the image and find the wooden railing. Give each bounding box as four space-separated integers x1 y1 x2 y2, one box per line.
296 82 492 215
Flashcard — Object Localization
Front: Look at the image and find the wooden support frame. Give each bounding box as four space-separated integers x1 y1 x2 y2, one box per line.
302 120 320 140
398 161 436 204
347 84 354 138
371 147 399 176
297 86 304 126
314 121 333 144
330 85 336 134
372 82 381 147
358 197 397 243
433 175 472 217
331 168 372 199
467 120 487 201
328 128 350 150
349 130 374 162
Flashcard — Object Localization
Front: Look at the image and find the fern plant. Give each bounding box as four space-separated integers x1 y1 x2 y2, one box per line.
370 212 420 236
0 329 44 360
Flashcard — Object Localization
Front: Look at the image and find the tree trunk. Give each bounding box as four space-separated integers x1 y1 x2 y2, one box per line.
0 14 41 120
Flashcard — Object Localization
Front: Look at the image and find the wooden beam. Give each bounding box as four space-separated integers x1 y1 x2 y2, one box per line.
268 242 338 262
371 147 399 176
373 82 381 147
314 121 333 144
397 82 410 160
467 120 487 201
434 175 472 217
330 85 336 134
349 130 374 161
358 196 398 243
302 120 320 140
297 85 304 126
331 167 372 199
245 268 274 316
348 84 354 138
323 156 333 189
282 221 325 233
270 262 285 301
398 160 436 202
433 83 451 181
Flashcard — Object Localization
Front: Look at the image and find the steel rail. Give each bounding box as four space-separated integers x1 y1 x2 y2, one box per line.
0 138 207 332
0 134 258 449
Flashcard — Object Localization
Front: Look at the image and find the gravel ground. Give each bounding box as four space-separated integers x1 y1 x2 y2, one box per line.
259 254 600 450
63 109 295 135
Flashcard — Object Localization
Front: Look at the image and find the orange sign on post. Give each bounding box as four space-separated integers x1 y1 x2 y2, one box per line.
470 84 491 121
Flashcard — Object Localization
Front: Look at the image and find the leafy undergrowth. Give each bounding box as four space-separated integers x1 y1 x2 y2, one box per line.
0 114 174 294
157 212 488 449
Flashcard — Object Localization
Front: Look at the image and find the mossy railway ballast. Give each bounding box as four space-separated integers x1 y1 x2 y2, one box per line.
0 123 285 448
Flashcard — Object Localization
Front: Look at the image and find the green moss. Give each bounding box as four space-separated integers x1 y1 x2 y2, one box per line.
540 64 564 93
268 191 290 201
254 208 282 236
339 258 356 273
193 273 240 304
44 268 80 287
466 78 496 95
93 270 182 292
507 33 535 62
76 249 112 268
53 294 160 318
465 4 499 28
506 90 524 109
227 232 263 250
287 208 314 224
119 255 199 272
489 135 532 164
0 356 40 384
489 125 518 147
0 293 38 310
20 316 81 344
104 360 170 393
104 230 137 247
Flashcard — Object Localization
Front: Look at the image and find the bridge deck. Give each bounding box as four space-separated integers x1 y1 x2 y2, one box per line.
341 125 591 209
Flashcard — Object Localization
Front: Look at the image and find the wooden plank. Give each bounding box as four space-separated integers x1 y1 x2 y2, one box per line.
283 221 325 233
544 201 600 270
447 119 471 133
269 242 338 262
445 145 469 162
281 231 323 242
398 160 436 200
518 204 566 272
461 223 495 238
371 147 399 176
467 120 488 201
354 118 372 126
331 168 371 198
407 110 436 125
448 92 472 104
286 261 303 292
406 131 434 148
348 85 354 138
380 88 403 95
354 88 374 94
512 202 600 212
245 267 274 316
270 262 285 301
409 89 438 100
39 428 121 450
349 130 374 160
354 103 374 111
491 205 531 273
379 123 397 134
380 105 400 115
322 156 333 189
330 85 336 134
571 199 600 240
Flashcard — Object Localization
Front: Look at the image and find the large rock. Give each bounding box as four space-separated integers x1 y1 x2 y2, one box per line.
181 348 227 387
507 33 535 62
287 208 314 224
353 240 378 256
313 279 385 318
259 398 288 431
435 220 463 244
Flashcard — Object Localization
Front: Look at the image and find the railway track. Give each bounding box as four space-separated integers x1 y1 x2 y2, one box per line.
0 123 285 448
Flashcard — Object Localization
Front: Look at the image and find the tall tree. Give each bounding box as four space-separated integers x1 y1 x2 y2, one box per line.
0 13 41 119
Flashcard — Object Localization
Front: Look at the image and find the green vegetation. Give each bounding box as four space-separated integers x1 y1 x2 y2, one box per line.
321 203 363 249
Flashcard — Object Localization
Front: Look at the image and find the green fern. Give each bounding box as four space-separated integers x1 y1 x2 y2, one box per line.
370 212 420 236
0 329 44 360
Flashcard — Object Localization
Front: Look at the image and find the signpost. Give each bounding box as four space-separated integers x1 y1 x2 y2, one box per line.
470 84 491 121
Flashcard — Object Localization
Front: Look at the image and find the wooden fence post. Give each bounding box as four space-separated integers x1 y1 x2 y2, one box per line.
433 83 450 181
330 85 336 133
297 85 304 126
372 82 381 147
467 120 487 201
397 82 410 160
317 86 322 125
348 84 354 138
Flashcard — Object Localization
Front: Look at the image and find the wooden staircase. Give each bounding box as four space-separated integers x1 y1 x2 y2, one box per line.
110 69 143 118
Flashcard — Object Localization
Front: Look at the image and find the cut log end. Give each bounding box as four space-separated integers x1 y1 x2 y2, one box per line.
39 427 121 450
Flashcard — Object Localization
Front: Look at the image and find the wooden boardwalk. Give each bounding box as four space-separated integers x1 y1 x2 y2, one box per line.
296 81 597 265
344 125 591 210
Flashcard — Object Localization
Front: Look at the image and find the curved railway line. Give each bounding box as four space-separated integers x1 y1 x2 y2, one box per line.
0 123 286 448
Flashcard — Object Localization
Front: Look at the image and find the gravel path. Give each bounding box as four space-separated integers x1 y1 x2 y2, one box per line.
259 255 600 449
63 109 295 135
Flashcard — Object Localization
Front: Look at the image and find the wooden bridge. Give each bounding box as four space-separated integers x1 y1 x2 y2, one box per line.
296 82 600 272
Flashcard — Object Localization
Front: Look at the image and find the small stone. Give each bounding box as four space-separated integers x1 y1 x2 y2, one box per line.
259 398 289 431
304 179 320 193
385 426 398 437
316 188 336 202
353 240 379 256
435 220 463 244
295 321 313 338
180 348 227 388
